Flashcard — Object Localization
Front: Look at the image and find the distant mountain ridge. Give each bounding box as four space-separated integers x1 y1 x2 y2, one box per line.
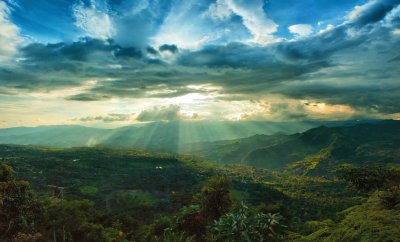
183 120 400 175
1 119 397 175
0 120 377 153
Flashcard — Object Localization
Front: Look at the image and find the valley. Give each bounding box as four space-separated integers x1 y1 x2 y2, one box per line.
1 121 399 241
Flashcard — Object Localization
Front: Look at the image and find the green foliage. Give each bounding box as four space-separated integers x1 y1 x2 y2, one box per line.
107 190 158 212
0 163 15 182
41 199 127 242
79 185 99 196
149 231 195 242
0 163 42 241
303 219 334 234
199 176 233 222
379 185 400 209
143 216 174 238
301 192 400 241
42 199 96 241
174 205 206 237
245 122 400 172
211 203 284 242
1 143 399 241
339 164 400 192
288 147 332 175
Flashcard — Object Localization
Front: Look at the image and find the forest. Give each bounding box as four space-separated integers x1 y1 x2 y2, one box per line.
1 121 400 241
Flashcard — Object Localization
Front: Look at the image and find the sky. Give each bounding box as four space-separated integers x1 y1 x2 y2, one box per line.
0 0 399 127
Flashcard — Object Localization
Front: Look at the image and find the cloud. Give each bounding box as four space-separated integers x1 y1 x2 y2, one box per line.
1 0 400 123
236 100 357 122
346 0 399 27
237 101 310 121
159 44 178 53
111 0 171 48
78 113 132 123
66 93 111 102
73 1 115 40
288 24 313 37
152 0 221 49
0 1 22 62
224 0 279 45
136 105 181 121
206 0 233 20
136 105 198 122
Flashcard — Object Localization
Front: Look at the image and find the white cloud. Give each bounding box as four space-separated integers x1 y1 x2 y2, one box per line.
0 1 22 62
136 105 199 122
393 29 400 37
318 24 334 34
128 0 149 15
73 1 115 40
153 0 216 49
225 0 279 45
206 0 233 20
155 0 279 49
383 4 400 27
288 24 314 37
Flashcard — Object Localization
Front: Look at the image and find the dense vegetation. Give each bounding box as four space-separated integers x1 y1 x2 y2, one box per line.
0 121 399 241
187 121 400 175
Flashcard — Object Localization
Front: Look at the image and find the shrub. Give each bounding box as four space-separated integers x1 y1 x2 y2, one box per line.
379 185 400 209
211 203 284 242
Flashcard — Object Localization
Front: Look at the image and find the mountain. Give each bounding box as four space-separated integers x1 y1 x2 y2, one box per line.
181 133 291 164
0 143 364 241
184 121 400 175
0 127 398 241
0 120 382 153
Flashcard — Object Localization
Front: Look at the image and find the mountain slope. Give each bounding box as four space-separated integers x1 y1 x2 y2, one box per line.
0 121 318 152
245 121 400 174
182 133 291 164
184 121 400 175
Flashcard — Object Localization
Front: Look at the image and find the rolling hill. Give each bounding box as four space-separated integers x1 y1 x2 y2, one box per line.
184 121 400 175
0 120 382 154
0 120 324 152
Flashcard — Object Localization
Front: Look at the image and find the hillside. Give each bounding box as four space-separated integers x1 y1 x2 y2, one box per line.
298 191 400 241
0 120 378 154
1 143 399 241
185 121 400 175
182 133 291 164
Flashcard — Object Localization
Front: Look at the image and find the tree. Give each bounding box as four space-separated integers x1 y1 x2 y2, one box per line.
198 176 232 222
0 163 42 241
379 185 400 209
339 164 400 192
0 163 15 182
211 203 285 242
174 205 206 237
42 199 107 242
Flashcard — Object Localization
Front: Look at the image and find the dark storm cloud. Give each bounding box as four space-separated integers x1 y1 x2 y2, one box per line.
146 46 159 55
0 38 147 93
273 26 364 62
177 43 274 68
159 44 178 53
0 65 82 92
66 93 112 102
276 82 400 114
21 38 143 63
347 0 399 28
